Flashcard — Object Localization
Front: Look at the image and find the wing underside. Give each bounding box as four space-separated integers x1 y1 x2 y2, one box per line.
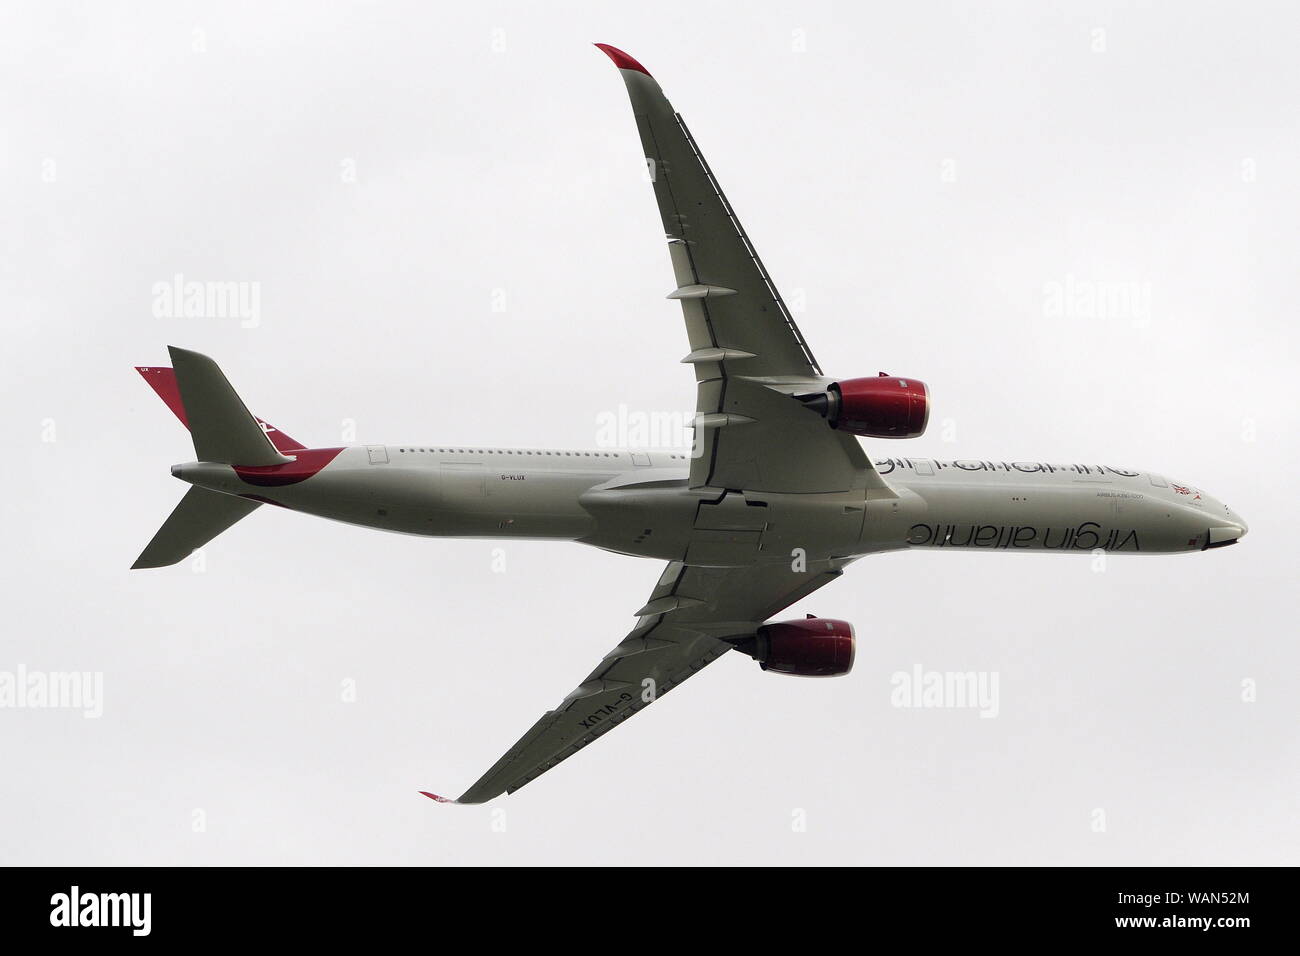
449 558 851 803
597 44 889 496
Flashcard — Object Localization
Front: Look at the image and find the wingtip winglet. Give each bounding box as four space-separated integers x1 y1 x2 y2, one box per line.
593 43 652 77
418 791 457 804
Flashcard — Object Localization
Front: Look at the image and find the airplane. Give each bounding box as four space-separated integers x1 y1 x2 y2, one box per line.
131 43 1248 804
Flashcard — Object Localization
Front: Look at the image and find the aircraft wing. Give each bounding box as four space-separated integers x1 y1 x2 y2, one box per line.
596 43 891 496
441 558 851 804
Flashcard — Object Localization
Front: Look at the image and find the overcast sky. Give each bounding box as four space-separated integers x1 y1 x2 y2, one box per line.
2 0 1297 865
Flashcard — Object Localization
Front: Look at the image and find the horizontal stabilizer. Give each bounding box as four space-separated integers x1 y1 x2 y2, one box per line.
132 487 260 569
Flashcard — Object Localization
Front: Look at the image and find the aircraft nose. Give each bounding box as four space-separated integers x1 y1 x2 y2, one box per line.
1204 505 1247 549
1217 499 1247 538
1198 493 1247 547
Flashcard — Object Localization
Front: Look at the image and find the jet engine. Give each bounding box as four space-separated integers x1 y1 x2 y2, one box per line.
732 616 855 677
799 373 929 439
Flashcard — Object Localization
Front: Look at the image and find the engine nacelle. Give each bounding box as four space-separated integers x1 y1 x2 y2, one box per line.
802 374 929 439
734 616 855 677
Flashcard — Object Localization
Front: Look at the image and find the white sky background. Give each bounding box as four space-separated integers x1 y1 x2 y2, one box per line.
2 1 1297 865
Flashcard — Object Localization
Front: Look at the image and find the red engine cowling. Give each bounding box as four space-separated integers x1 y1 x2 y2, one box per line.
745 616 855 677
820 375 929 439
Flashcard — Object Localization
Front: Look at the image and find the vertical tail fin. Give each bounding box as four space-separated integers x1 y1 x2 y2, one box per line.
137 347 293 465
133 347 302 569
136 363 306 454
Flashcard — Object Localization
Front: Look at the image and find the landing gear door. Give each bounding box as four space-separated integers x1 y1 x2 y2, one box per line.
689 492 768 565
694 492 769 532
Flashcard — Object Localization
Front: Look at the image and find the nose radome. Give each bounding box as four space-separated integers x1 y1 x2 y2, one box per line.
1219 500 1247 538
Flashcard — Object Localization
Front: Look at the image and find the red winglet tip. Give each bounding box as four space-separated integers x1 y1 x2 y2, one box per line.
594 43 651 77
419 791 456 804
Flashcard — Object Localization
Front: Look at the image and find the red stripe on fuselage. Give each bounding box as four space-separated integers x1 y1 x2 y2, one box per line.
235 447 345 486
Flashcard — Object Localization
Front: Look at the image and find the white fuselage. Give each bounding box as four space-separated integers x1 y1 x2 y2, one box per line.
174 445 1248 563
